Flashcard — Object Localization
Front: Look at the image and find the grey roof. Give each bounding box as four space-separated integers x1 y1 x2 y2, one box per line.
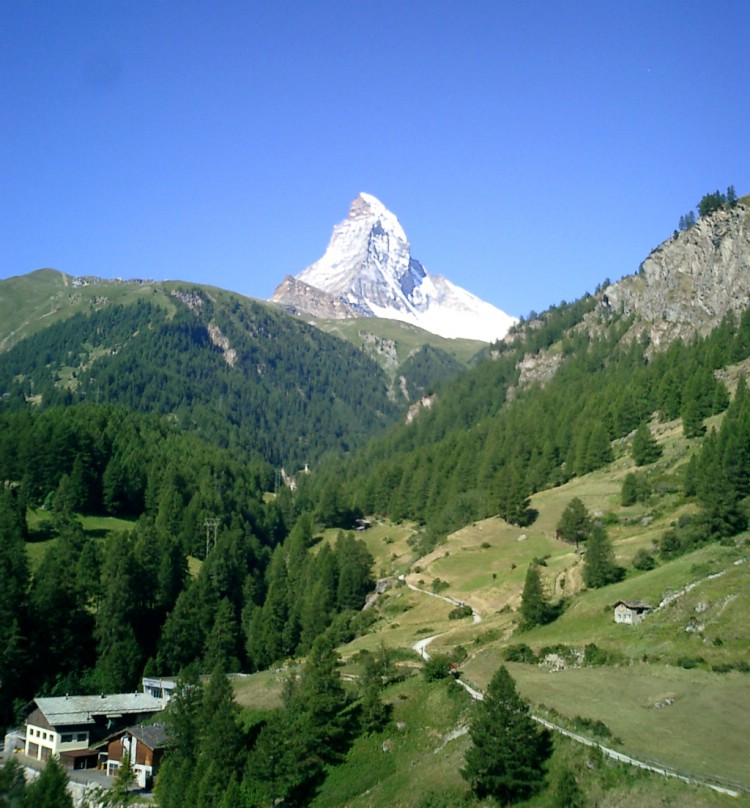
32 693 166 728
129 723 170 749
615 600 652 610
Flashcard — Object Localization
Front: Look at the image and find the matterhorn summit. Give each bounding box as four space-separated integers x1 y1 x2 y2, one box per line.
272 193 516 342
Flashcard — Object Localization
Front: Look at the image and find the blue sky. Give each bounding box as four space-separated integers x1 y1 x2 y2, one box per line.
2 1 748 318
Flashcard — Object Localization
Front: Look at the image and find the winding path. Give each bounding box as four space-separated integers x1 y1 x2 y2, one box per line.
403 578 743 798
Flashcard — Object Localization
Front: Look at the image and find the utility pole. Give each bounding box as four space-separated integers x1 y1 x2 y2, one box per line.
204 518 219 557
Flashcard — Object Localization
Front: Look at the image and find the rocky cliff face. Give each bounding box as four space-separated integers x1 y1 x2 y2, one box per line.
605 203 750 348
507 202 750 392
271 275 362 321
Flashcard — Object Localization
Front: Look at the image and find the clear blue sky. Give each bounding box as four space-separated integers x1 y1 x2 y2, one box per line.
2 1 748 318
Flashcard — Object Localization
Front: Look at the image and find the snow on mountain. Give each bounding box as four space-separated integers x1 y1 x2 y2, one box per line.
272 193 517 342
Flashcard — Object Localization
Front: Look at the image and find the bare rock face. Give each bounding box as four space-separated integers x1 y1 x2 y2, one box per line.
271 275 362 320
605 204 750 348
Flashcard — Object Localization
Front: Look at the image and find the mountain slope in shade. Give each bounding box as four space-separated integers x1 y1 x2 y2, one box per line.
272 193 517 342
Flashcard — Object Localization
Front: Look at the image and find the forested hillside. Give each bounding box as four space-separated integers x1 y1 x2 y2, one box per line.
326 297 750 553
0 403 377 732
0 283 399 467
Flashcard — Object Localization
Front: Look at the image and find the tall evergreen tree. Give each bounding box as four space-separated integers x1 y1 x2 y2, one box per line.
155 668 204 808
557 498 591 550
462 665 551 804
631 422 661 466
583 525 624 588
23 756 73 808
192 667 243 808
0 490 30 727
519 564 553 627
0 758 26 807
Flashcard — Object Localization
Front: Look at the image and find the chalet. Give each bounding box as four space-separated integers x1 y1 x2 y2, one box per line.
24 692 166 769
614 600 652 625
102 723 170 788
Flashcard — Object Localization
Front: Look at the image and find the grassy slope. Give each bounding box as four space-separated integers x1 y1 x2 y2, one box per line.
241 407 750 802
315 316 485 367
24 510 135 569
0 269 181 352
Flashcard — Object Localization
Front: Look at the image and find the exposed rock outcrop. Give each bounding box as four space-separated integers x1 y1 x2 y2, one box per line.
605 203 750 348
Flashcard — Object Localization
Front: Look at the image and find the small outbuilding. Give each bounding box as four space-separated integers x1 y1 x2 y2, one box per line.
614 600 652 625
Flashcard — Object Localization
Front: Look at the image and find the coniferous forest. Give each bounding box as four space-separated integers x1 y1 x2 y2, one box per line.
3 202 750 805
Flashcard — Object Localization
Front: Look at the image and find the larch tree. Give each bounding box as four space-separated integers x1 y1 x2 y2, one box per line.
583 525 624 588
631 422 661 466
462 665 551 804
519 564 554 628
557 497 591 550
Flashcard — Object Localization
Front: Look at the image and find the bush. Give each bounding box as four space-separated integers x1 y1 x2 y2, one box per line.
452 645 468 662
422 654 453 681
448 604 473 620
572 716 612 739
503 643 537 663
621 472 651 506
632 548 657 570
431 578 449 593
678 656 706 670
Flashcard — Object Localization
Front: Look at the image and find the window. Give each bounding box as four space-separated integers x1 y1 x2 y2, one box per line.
76 732 88 743
61 733 74 743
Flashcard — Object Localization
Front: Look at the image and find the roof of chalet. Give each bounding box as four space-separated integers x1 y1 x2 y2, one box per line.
127 723 170 749
97 722 171 751
30 693 166 728
614 600 652 611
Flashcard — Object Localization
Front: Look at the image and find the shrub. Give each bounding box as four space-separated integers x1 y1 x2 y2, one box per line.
678 656 706 669
632 548 657 570
503 643 536 663
422 654 453 681
572 716 612 739
448 604 473 620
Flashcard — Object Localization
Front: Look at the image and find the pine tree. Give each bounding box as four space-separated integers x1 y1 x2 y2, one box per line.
631 422 661 466
203 598 241 673
23 756 73 808
154 668 204 808
106 751 137 806
520 564 553 627
0 490 30 727
462 665 551 803
0 758 26 806
192 667 242 808
557 498 591 549
583 525 624 588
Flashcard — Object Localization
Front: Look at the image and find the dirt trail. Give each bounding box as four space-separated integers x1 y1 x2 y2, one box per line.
405 578 743 798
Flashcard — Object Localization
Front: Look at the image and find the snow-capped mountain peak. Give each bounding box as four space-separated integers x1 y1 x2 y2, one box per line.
272 193 516 342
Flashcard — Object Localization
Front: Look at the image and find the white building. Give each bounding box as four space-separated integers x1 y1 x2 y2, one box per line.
24 692 166 769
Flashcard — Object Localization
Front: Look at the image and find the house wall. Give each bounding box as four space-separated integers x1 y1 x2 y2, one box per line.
614 605 647 624
24 723 91 760
106 757 152 789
